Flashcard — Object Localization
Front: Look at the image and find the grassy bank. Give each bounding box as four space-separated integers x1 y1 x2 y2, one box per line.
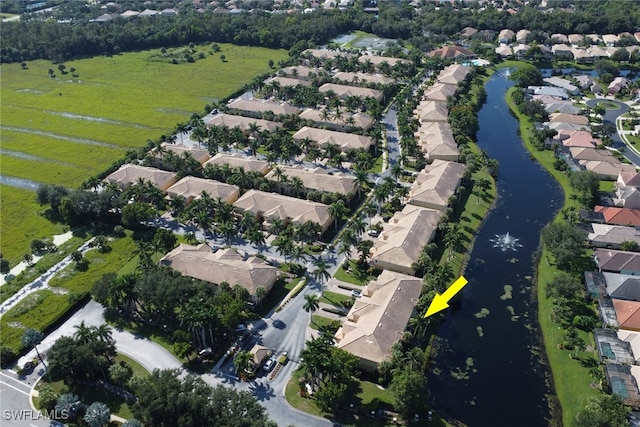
504 83 599 425
0 235 138 352
0 43 287 267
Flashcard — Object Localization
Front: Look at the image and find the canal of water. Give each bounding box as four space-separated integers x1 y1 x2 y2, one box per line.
426 70 564 426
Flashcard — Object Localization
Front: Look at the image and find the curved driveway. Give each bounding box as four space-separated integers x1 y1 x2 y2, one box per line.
584 98 638 165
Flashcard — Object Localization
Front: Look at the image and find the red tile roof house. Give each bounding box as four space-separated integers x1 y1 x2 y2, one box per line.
555 130 600 148
617 171 640 189
613 299 640 331
594 206 640 226
427 45 476 60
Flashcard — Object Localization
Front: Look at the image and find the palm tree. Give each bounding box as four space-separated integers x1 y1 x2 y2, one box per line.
254 286 267 307
303 294 320 323
84 402 110 427
312 257 331 283
350 215 367 236
95 324 114 345
328 199 348 230
289 244 307 267
290 176 305 197
353 170 370 198
391 162 403 183
22 328 45 366
74 321 96 344
218 220 236 247
233 350 253 380
175 122 188 144
363 203 378 225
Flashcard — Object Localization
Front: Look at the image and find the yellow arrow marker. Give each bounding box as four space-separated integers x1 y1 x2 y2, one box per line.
424 276 468 318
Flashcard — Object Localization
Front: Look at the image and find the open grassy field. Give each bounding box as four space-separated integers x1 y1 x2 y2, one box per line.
0 44 287 266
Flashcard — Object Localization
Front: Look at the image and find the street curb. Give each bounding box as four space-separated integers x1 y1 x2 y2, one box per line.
28 371 43 413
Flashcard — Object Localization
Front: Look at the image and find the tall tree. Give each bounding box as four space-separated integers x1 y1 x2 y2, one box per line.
84 402 111 427
22 328 45 365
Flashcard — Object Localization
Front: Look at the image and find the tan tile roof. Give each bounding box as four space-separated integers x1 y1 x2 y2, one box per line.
580 161 637 179
159 143 211 164
227 98 299 116
233 189 332 231
436 64 472 85
264 76 312 88
333 72 394 86
303 48 354 60
428 45 475 59
416 122 459 161
423 83 457 102
569 147 618 162
280 65 324 80
335 270 422 367
357 54 410 67
299 109 374 131
250 344 270 365
165 176 239 204
293 126 373 152
266 165 357 195
370 205 442 274
319 83 383 101
206 114 281 132
407 160 466 210
160 244 279 295
204 153 271 175
105 164 177 190
549 113 589 125
415 100 449 122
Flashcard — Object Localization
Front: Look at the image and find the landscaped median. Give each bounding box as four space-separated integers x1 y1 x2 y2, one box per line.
505 83 600 425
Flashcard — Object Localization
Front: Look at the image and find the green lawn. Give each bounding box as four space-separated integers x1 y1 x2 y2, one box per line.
114 353 150 378
434 142 497 277
1 43 287 268
320 290 353 307
599 180 614 192
0 235 138 352
0 235 84 304
0 290 72 353
285 369 393 427
333 260 376 285
310 315 341 332
506 85 600 425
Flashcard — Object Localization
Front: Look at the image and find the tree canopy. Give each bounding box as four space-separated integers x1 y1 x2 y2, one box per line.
540 222 587 271
132 369 275 427
509 64 543 88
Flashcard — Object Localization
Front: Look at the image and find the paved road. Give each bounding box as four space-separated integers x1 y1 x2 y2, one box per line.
0 369 49 427
585 98 638 165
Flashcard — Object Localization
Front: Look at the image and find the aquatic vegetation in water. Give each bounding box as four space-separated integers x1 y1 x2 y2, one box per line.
474 308 491 318
500 285 513 300
506 306 515 316
477 326 484 337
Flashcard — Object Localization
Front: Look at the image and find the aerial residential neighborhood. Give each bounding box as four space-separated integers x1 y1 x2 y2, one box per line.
2 0 640 426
